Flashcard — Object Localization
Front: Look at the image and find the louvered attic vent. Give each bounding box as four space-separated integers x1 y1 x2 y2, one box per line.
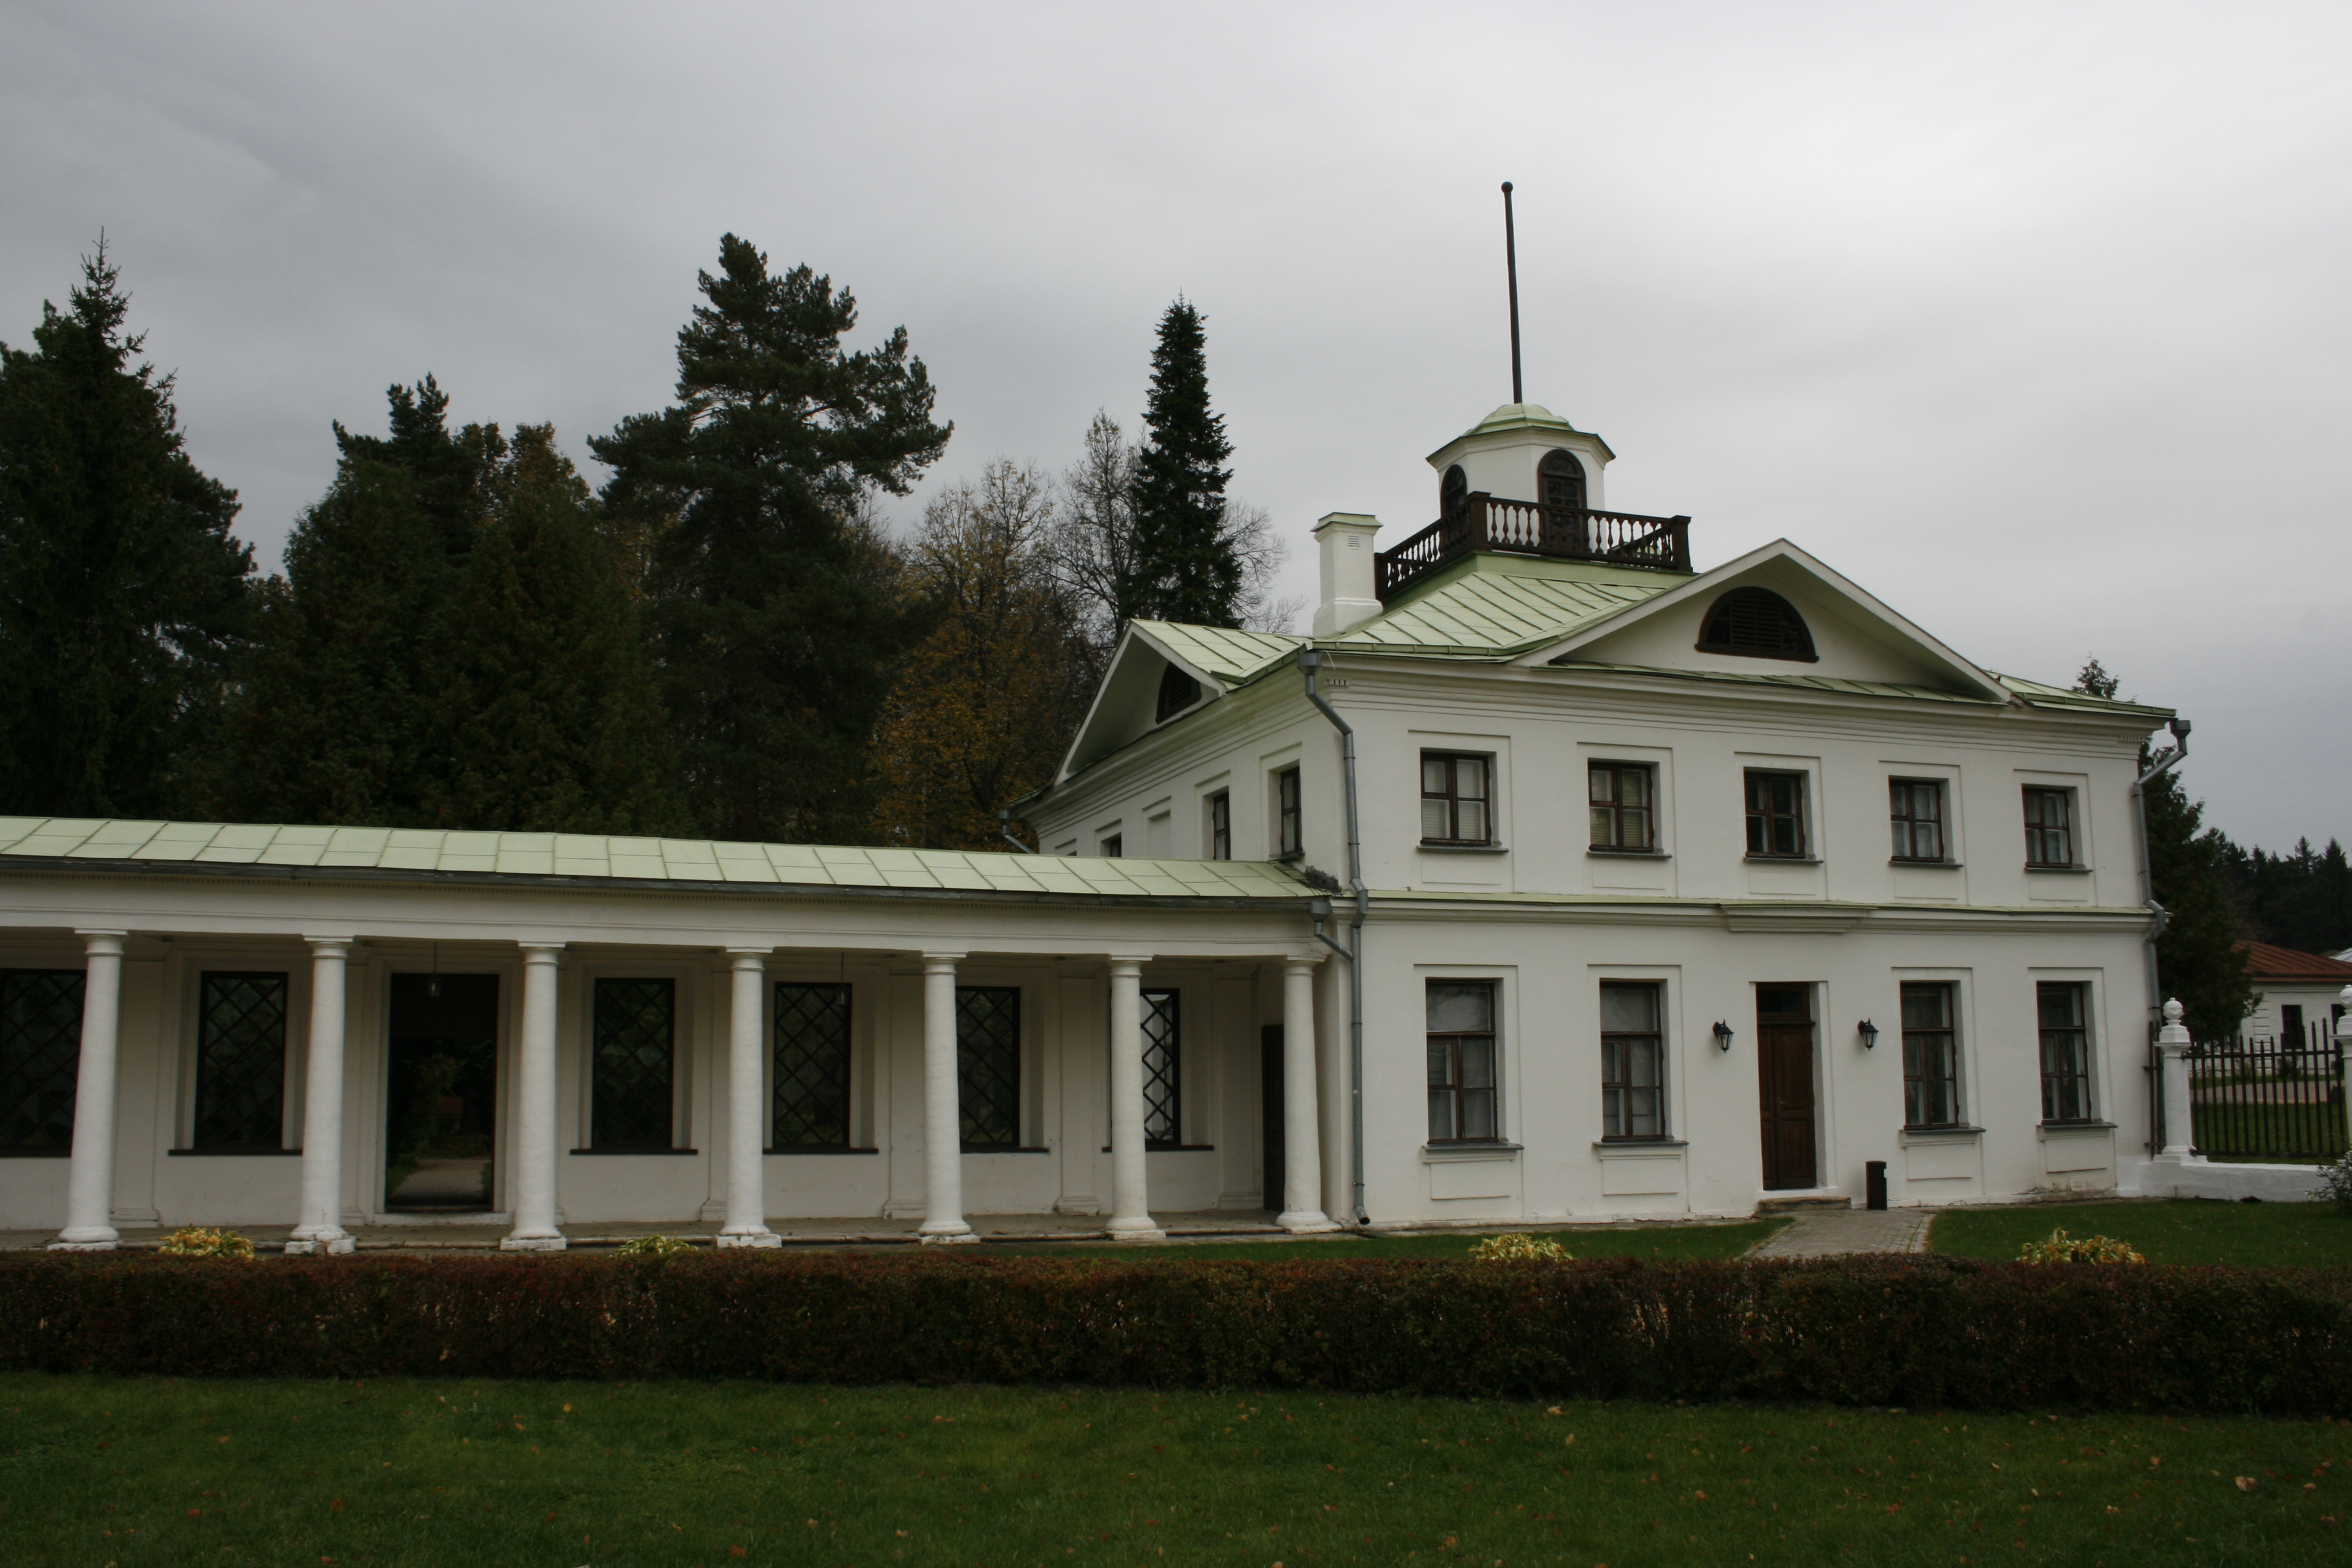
1156 662 1204 722
1696 587 1817 662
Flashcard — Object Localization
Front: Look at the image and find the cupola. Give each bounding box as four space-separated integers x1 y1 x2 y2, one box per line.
1425 402 1615 517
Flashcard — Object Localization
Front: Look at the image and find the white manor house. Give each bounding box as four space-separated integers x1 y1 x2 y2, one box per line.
0 399 2180 1252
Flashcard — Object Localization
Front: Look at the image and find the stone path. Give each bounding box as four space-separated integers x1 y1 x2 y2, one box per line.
1752 1206 1933 1258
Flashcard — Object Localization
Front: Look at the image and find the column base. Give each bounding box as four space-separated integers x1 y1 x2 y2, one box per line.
715 1229 782 1249
917 1218 977 1245
1277 1210 1341 1234
47 1236 118 1252
284 1232 356 1256
1104 1216 1166 1241
498 1233 569 1253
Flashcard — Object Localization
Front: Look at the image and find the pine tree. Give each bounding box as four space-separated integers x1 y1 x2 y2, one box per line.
593 235 950 844
0 243 254 817
1121 300 1242 628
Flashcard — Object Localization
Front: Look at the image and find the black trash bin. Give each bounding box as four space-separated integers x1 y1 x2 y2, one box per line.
1865 1160 1889 1211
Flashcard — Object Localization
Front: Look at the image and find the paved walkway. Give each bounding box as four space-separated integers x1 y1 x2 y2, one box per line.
1753 1206 1933 1258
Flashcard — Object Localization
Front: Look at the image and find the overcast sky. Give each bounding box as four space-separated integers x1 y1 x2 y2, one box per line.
4 1 2345 850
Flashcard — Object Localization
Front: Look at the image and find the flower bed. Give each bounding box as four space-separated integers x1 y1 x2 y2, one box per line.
2 1252 2345 1413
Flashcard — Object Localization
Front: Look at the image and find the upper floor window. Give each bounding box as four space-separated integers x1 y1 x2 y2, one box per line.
1600 981 1666 1140
1420 752 1492 845
2036 981 2094 1123
1744 769 1809 859
1155 662 1203 722
1276 766 1302 858
1440 463 1469 524
194 972 289 1149
1889 779 1947 862
2023 788 2074 867
1099 833 1123 859
1426 980 1499 1143
1900 981 1962 1129
1207 791 1231 860
1697 587 1817 662
1589 762 1655 850
1 969 83 1152
1540 448 1587 513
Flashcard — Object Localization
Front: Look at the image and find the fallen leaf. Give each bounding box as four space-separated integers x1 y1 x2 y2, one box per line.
2236 1478 2258 1494
328 1499 344 1512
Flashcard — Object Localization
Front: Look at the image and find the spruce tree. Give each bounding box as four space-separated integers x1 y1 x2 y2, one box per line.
0 243 254 817
1121 300 1242 628
592 235 950 843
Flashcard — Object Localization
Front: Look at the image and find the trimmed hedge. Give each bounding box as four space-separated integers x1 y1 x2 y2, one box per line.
1 1252 2346 1413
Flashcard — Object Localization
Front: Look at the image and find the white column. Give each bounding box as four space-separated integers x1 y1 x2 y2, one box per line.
717 949 782 1247
918 952 975 1242
1105 956 1164 1240
1279 953 1339 1232
2157 996 2197 1160
51 931 127 1251
2337 987 2352 1151
501 942 567 1251
287 937 357 1255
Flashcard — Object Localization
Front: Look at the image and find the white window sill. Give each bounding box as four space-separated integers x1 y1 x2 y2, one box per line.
1592 1139 1687 1154
1898 1125 1984 1145
2037 1120 2115 1137
1744 855 1822 865
1419 842 1508 855
1589 847 1670 859
1890 859 1963 869
2025 864 2094 875
1420 1141 1523 1163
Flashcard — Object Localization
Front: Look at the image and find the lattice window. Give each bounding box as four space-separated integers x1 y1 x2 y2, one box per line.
1 970 84 1150
956 986 1021 1149
195 972 288 1148
1141 988 1181 1146
774 982 851 1149
592 978 676 1149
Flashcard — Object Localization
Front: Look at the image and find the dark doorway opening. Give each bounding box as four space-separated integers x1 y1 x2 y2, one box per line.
1260 1024 1285 1212
385 973 498 1212
1756 985 1818 1190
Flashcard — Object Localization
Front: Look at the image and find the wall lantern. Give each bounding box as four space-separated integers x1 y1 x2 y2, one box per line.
1857 1018 1880 1050
1711 1021 1734 1051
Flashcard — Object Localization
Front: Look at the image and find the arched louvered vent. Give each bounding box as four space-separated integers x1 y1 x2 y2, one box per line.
1539 449 1586 512
1155 661 1204 722
1440 464 1469 524
1696 587 1817 662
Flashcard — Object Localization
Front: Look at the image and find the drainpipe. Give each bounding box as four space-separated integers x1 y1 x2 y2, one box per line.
996 808 1037 855
1298 648 1368 1226
2131 717 2191 1016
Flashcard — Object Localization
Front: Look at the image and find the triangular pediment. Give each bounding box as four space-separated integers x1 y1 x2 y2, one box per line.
1054 622 1301 782
1515 540 2012 702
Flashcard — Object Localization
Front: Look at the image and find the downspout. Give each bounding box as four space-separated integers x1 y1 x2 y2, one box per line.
1298 648 1368 1226
996 808 1037 855
2131 717 2191 1016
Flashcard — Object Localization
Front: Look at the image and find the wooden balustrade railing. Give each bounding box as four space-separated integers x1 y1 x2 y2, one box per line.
1373 494 1691 598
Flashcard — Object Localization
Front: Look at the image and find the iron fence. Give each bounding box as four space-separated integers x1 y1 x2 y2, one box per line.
2154 1019 2350 1161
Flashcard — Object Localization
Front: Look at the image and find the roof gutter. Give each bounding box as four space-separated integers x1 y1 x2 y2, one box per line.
1299 647 1368 1227
2131 717 2192 1016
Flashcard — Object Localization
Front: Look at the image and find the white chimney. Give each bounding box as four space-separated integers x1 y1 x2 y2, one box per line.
1311 513 1382 635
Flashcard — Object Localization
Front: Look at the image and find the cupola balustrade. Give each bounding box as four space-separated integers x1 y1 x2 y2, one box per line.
1374 492 1691 599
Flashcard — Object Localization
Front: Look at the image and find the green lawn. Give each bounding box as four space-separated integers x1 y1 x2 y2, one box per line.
2189 1101 2347 1163
985 1217 1786 1264
4 1374 2346 1566
1929 1199 2352 1267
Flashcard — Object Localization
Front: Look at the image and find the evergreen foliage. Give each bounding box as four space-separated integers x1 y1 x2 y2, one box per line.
1121 301 1243 627
198 381 684 834
593 235 950 843
2218 837 2352 958
0 243 254 817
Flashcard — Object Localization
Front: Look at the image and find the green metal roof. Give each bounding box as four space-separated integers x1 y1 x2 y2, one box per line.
1326 566 1674 658
0 818 1315 901
1987 672 2174 719
1547 661 2007 705
1134 622 1304 687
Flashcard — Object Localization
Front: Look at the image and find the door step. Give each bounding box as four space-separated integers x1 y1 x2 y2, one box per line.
1756 1195 1852 1215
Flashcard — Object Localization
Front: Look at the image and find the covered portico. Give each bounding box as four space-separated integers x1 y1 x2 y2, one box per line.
0 821 1345 1252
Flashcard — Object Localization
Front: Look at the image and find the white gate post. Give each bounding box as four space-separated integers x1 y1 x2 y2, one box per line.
2157 997 2197 1159
2336 985 2352 1152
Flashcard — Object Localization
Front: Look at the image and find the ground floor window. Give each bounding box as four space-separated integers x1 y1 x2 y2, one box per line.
773 982 852 1148
1600 981 1665 1139
592 978 677 1149
957 985 1021 1149
1900 981 1962 1128
1 969 83 1151
1426 980 1498 1142
1142 988 1181 1146
2036 981 2094 1123
195 972 289 1149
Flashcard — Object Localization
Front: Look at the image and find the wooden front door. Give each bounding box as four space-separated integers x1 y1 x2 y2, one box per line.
1756 986 1818 1190
1260 1024 1285 1212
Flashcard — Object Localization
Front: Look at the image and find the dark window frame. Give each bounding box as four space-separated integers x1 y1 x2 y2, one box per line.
193 971 291 1150
1900 980 1964 1130
772 981 853 1150
956 985 1022 1150
1099 833 1123 859
1744 769 1810 859
1276 766 1302 858
1696 587 1818 662
2024 787 2075 868
590 976 679 1151
1539 448 1587 512
1425 979 1501 1145
1207 791 1231 860
1600 979 1667 1142
1588 760 1656 850
2036 981 2096 1125
1 969 85 1152
1141 987 1181 1148
1889 779 1948 863
1419 751 1494 846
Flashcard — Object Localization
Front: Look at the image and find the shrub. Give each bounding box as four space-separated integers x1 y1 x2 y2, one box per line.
2017 1227 2146 1265
613 1234 695 1256
1468 1232 1572 1261
2313 1153 2352 1215
153 1226 256 1260
1 1253 2345 1413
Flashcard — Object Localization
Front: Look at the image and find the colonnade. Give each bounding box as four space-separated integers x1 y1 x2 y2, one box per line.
44 935 1336 1250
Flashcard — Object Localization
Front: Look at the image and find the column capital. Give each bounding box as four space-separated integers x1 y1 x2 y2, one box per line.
1282 950 1328 972
724 947 774 967
73 930 128 955
302 935 356 955
1104 954 1152 975
518 941 566 959
920 951 966 972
